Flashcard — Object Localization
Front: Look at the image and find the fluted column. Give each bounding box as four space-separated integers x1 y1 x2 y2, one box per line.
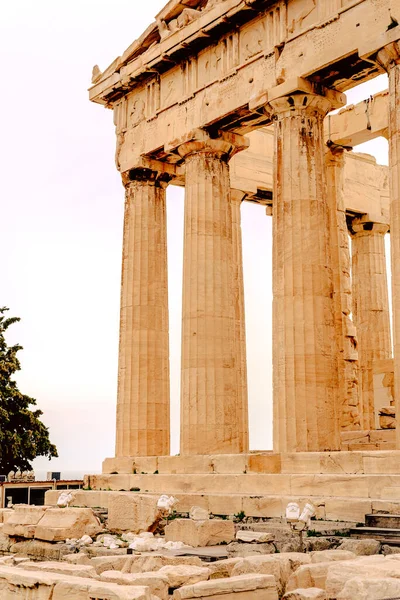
325 147 360 431
231 189 249 452
376 40 400 446
351 216 391 430
116 168 170 457
178 133 249 455
269 93 340 452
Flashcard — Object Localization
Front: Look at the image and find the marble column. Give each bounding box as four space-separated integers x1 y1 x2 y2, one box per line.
325 147 360 431
376 41 400 446
351 216 391 430
116 168 170 457
231 189 249 452
178 133 249 455
269 93 340 453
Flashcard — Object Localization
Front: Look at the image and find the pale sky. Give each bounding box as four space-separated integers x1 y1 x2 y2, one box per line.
0 1 390 476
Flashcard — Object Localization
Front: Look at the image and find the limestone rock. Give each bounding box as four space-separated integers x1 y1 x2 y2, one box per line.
63 553 92 565
173 574 278 600
337 576 400 599
286 560 353 593
101 570 169 599
34 507 102 542
0 509 13 524
236 530 274 543
189 506 209 521
382 544 400 555
208 557 242 579
122 554 202 574
0 565 153 599
18 560 98 579
338 538 381 555
8 538 72 561
158 564 211 588
283 589 326 599
108 493 161 532
165 518 234 547
232 555 292 596
310 549 356 563
3 505 48 539
89 554 128 574
227 541 276 557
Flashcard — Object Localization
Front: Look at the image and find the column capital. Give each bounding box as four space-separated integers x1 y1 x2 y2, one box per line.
268 93 332 119
177 129 249 162
231 189 247 204
121 157 183 188
359 27 400 72
350 215 390 236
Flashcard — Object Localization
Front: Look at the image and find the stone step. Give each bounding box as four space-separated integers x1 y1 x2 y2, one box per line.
85 471 400 501
365 513 400 528
103 450 400 476
44 488 400 524
350 526 400 544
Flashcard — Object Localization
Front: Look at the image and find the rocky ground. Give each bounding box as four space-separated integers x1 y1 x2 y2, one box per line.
1 505 400 599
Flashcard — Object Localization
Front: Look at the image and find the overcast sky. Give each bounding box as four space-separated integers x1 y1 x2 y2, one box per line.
0 1 390 477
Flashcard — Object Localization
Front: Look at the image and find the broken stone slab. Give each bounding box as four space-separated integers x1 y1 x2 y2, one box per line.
236 530 274 543
0 565 152 600
325 557 400 598
8 538 73 561
86 554 128 574
227 541 276 557
34 507 102 542
310 549 356 563
108 493 161 533
165 518 234 547
0 509 13 524
16 560 99 579
62 553 92 565
122 553 203 574
172 574 278 600
336 576 400 600
3 505 48 539
189 506 209 521
101 570 170 600
338 538 381 555
283 589 326 599
208 558 243 579
158 564 211 588
231 554 292 597
286 560 356 593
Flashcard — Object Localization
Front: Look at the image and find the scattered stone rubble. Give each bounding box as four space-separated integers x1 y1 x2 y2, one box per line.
2 500 400 599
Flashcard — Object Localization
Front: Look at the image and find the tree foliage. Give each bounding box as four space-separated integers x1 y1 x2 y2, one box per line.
0 307 58 474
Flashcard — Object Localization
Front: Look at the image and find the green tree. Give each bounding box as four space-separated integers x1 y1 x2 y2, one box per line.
0 307 58 474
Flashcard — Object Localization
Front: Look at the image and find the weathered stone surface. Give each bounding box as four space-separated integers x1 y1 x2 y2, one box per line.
310 550 356 563
34 508 102 542
226 541 276 557
8 539 72 561
0 565 152 600
337 576 400 599
18 560 98 579
325 558 400 598
88 554 128 574
172 574 278 600
158 565 211 588
286 560 353 593
208 558 243 579
3 505 48 539
122 554 202 574
165 518 234 547
0 509 13 524
101 570 169 599
232 555 292 596
283 589 326 600
338 538 381 555
236 530 274 543
189 506 209 521
107 493 160 532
